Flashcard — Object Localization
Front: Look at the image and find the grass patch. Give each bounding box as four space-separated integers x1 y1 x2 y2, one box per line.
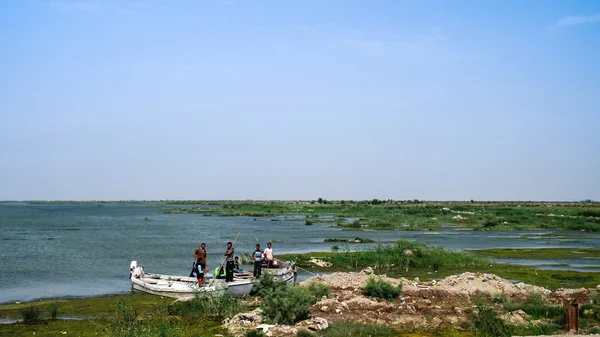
296 329 317 337
156 200 600 232
319 322 398 337
471 247 600 260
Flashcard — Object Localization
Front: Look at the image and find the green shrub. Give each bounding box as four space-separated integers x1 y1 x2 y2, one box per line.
20 305 43 325
483 221 498 227
305 281 331 299
470 302 512 337
305 220 314 225
168 293 243 318
261 284 316 325
253 273 288 296
296 329 317 337
363 277 401 300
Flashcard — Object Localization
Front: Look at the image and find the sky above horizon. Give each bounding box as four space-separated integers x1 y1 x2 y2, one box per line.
1 1 599 201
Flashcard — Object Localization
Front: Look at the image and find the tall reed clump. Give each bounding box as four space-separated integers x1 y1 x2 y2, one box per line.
502 293 562 320
168 292 244 318
50 301 60 320
106 299 185 337
326 240 486 271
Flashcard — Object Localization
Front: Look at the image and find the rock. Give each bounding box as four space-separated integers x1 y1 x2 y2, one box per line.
223 308 263 336
320 306 329 312
308 259 332 267
344 296 390 310
503 310 528 325
361 267 374 275
431 317 443 327
268 325 297 336
298 317 329 331
404 250 414 256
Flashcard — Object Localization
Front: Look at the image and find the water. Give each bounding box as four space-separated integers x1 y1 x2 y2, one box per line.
1 202 599 303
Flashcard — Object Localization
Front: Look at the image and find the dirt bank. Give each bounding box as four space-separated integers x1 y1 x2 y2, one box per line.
223 268 597 336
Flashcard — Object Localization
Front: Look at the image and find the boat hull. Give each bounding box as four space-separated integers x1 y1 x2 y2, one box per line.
129 260 253 298
130 275 226 300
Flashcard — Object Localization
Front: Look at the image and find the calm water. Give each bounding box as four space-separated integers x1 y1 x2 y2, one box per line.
1 202 599 303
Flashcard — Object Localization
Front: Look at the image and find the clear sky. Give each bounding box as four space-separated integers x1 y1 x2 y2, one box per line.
1 0 599 201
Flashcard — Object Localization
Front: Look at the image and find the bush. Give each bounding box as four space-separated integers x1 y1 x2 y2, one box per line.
363 277 401 300
305 220 314 225
168 293 243 318
20 305 43 325
470 302 512 337
253 273 288 296
483 221 498 227
305 281 331 299
261 283 316 325
245 330 266 337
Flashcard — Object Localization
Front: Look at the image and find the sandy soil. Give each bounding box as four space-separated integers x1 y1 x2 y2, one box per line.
223 267 597 337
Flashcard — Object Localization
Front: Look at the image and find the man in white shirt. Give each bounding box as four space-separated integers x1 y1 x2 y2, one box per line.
263 242 274 268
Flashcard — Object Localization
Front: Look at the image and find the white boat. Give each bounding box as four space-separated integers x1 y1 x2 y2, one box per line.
233 259 297 285
129 261 252 299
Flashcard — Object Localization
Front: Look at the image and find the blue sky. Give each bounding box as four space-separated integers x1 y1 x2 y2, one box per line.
1 0 599 201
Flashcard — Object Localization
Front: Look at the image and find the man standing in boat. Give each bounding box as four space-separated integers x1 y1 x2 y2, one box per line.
224 241 235 282
253 244 263 277
192 243 207 287
263 242 274 268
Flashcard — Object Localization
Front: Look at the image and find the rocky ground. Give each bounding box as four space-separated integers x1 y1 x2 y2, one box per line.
222 267 597 337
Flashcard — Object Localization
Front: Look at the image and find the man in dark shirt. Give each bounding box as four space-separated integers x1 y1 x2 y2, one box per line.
224 241 235 282
253 244 263 278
